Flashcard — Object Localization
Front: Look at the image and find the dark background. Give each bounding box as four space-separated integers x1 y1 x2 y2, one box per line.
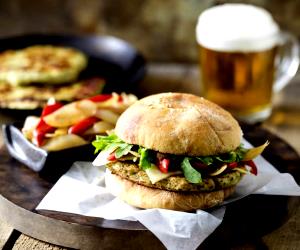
0 0 299 62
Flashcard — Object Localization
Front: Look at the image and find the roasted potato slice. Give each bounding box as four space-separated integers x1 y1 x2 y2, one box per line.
84 121 114 135
42 134 87 151
21 116 40 140
95 109 119 125
44 99 97 127
45 128 68 138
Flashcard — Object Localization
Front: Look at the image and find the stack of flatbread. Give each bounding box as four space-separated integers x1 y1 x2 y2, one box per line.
0 45 105 109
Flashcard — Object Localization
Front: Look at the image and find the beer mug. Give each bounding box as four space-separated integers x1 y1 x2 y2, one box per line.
196 4 299 123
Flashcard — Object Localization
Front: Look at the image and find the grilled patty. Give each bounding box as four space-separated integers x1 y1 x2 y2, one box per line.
107 161 243 192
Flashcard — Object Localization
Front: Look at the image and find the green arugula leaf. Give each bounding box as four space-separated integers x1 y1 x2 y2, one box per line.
115 144 133 158
194 144 248 165
181 157 202 184
91 134 250 183
92 133 123 154
235 145 248 161
138 147 155 170
216 151 237 163
102 143 119 154
196 156 213 165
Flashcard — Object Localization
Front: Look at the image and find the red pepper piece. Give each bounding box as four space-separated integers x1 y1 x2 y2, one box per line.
68 117 99 135
107 153 117 161
33 119 55 146
118 95 123 102
33 101 63 146
88 94 112 103
41 102 63 117
193 161 207 169
228 162 238 169
244 160 258 175
158 158 170 173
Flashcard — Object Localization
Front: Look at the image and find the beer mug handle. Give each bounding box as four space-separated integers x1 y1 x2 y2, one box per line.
274 32 300 92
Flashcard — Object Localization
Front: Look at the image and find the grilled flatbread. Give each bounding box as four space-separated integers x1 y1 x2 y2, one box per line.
0 78 105 109
0 45 87 85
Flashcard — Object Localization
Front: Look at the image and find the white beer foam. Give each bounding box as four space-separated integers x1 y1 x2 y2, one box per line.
196 4 280 52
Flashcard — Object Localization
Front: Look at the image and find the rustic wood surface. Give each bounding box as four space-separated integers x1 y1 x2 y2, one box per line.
0 63 300 249
0 120 298 249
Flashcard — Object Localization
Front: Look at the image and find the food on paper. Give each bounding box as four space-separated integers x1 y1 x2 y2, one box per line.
92 93 268 211
22 93 137 151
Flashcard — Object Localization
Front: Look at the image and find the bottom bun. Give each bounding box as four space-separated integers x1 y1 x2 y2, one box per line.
105 171 236 211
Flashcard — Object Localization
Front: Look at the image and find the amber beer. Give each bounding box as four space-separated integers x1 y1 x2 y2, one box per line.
199 45 277 118
196 4 282 122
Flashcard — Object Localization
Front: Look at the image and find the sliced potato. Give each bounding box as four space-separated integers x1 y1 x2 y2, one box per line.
95 109 119 125
95 92 119 109
45 127 68 138
84 121 114 135
120 92 138 106
96 92 137 114
21 116 40 140
42 134 87 151
43 99 97 127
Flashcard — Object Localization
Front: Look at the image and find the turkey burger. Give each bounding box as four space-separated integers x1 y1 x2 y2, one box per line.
92 93 268 211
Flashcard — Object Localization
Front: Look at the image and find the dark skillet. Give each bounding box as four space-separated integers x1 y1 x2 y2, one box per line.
0 33 146 117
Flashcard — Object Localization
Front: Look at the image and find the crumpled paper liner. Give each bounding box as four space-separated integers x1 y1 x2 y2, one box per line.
37 140 300 250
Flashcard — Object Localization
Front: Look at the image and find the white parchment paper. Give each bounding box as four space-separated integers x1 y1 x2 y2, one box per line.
36 140 300 250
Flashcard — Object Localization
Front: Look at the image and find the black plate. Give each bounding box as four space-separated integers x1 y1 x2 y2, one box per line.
2 123 95 182
0 33 146 101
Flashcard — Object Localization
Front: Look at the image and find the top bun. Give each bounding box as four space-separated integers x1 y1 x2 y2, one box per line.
115 93 242 156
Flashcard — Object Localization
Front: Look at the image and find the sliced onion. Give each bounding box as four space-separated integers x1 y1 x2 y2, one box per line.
129 150 140 158
209 164 227 176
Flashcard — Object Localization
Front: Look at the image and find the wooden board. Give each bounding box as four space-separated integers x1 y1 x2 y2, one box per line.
0 124 299 249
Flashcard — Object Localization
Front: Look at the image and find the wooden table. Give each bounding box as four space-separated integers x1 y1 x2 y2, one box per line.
0 64 299 249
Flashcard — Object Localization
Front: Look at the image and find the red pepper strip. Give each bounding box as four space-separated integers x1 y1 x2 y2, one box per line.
118 95 123 102
193 161 207 169
107 152 117 161
158 158 170 173
41 102 63 117
68 117 99 135
33 119 55 146
88 94 112 103
244 160 258 175
228 162 238 169
33 101 63 146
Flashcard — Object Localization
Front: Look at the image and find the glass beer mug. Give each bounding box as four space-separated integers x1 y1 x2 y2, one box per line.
196 4 299 123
